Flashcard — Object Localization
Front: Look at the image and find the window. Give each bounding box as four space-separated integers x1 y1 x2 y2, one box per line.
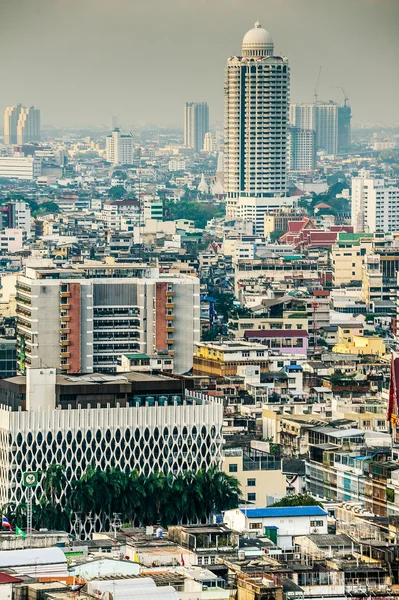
247 478 256 487
310 520 324 527
203 557 209 565
256 351 264 357
249 522 262 529
229 464 238 473
242 351 250 358
247 492 256 502
197 557 203 565
277 361 284 368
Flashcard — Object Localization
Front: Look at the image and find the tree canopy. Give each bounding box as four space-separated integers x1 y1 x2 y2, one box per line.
165 200 225 229
271 493 324 508
109 185 127 200
1 465 241 533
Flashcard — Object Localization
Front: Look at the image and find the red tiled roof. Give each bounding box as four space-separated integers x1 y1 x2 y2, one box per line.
314 202 332 209
245 330 308 338
313 290 330 297
0 574 23 584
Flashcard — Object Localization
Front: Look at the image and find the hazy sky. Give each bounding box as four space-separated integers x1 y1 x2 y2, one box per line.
1 0 398 128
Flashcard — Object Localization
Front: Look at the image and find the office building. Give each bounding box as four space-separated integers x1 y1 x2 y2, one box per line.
0 156 41 180
290 102 338 155
8 200 32 237
338 104 351 153
183 102 209 152
16 264 200 374
16 106 40 144
0 338 17 378
351 170 399 233
106 128 133 165
288 127 316 171
0 368 223 537
224 22 289 204
4 105 22 145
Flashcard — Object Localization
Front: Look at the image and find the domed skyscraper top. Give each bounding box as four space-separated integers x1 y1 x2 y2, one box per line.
242 21 274 57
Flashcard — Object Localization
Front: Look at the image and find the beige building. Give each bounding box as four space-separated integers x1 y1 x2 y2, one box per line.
331 234 373 286
222 446 286 505
229 312 308 339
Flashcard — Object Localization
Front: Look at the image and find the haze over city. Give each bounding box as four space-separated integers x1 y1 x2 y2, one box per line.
1 0 398 126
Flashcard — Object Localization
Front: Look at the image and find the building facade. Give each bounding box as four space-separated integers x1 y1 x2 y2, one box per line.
106 128 133 165
0 369 223 537
224 22 289 207
16 265 200 374
288 127 316 171
184 102 209 152
0 157 41 180
16 106 40 144
4 105 22 145
351 171 399 233
290 102 338 155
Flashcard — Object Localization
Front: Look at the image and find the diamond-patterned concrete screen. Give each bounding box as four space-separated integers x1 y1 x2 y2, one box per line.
0 393 223 537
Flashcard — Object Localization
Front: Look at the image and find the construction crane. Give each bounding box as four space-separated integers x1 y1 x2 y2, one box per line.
334 86 349 106
314 66 322 103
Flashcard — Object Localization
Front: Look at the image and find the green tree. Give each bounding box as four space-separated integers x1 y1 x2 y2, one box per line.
41 464 67 505
109 185 126 200
271 493 323 508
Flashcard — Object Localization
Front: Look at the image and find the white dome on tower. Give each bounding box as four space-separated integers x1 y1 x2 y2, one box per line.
242 21 274 57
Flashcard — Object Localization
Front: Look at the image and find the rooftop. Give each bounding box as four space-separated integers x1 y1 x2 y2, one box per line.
241 506 327 518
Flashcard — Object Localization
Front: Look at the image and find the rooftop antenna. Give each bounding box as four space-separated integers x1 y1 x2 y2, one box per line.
314 66 322 103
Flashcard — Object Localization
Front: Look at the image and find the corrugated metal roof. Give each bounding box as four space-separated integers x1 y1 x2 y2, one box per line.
241 506 327 518
0 547 66 568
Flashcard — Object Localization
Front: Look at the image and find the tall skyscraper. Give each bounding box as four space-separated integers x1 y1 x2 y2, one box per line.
4 105 22 144
16 106 41 144
183 102 209 152
338 103 351 153
224 21 290 204
290 102 337 155
288 127 316 171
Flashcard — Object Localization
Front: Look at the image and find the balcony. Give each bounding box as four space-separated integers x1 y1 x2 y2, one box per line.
60 291 70 298
60 364 70 371
61 303 71 310
60 352 71 359
167 339 174 345
60 339 70 347
60 328 71 334
61 316 71 322
166 327 174 333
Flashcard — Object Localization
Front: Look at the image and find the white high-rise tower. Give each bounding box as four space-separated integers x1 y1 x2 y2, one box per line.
224 21 290 220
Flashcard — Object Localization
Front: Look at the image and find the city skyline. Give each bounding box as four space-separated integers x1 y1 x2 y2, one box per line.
0 0 398 127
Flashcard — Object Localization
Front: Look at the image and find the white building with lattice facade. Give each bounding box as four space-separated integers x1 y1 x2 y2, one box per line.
0 369 223 537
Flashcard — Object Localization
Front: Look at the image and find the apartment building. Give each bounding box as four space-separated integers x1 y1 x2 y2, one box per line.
351 171 399 233
229 312 308 340
106 128 133 165
331 233 373 286
16 263 200 374
193 341 270 377
222 446 285 505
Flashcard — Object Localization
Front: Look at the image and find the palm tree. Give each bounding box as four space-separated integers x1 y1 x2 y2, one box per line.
42 464 67 506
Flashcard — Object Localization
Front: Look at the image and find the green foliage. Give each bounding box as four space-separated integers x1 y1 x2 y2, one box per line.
269 230 285 242
109 185 127 200
2 465 241 531
165 200 225 229
112 170 127 180
35 201 60 216
271 494 323 508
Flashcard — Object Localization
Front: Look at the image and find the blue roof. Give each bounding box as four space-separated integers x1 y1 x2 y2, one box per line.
241 506 327 519
285 365 303 372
